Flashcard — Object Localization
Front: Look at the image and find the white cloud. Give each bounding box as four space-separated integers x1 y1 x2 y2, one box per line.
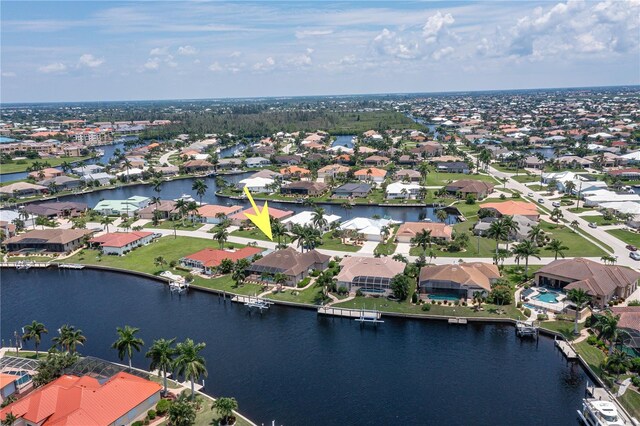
230 51 242 58
253 56 276 71
432 46 454 60
287 50 313 67
372 28 421 60
149 46 169 56
78 53 105 68
177 45 198 55
422 11 455 44
144 57 161 70
38 62 67 74
1 71 16 77
295 29 333 39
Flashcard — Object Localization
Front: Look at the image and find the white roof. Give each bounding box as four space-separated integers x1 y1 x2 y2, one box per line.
116 167 144 176
588 132 614 139
622 151 640 160
542 171 585 183
598 201 640 215
81 172 114 181
386 182 423 194
282 211 341 227
238 177 274 188
339 217 401 236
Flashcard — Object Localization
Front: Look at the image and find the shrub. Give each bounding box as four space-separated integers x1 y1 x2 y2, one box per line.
356 289 363 297
132 422 144 426
632 376 640 388
431 300 436 304
523 308 531 317
297 277 310 288
156 399 171 415
630 357 640 373
337 286 348 295
169 260 177 268
310 269 321 277
453 300 460 306
328 260 336 269
511 192 521 198
628 300 640 306
499 194 507 200
517 302 523 308
411 292 418 303
147 410 156 420
537 314 549 321
421 304 431 312
437 301 442 305
587 335 599 346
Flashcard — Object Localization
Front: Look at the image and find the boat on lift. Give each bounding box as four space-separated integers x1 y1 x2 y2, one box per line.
577 399 627 425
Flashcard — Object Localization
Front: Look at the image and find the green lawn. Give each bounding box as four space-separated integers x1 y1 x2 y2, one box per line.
575 341 606 378
333 296 525 319
10 350 48 360
375 240 397 256
425 171 497 186
144 220 204 231
538 221 607 257
607 229 640 247
526 184 545 192
567 207 595 213
5 255 53 262
320 232 361 252
619 389 640 421
540 320 582 340
581 215 619 226
58 236 249 275
231 227 283 243
0 156 92 174
266 285 326 305
192 274 264 296
511 174 542 183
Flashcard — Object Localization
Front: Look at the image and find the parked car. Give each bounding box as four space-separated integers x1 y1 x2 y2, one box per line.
537 198 545 203
630 251 640 261
552 201 561 207
588 222 598 229
527 192 534 197
626 244 638 251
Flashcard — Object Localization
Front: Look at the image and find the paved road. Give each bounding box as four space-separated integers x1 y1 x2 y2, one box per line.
158 150 178 166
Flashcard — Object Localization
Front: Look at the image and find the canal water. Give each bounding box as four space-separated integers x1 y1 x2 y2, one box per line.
1 269 588 425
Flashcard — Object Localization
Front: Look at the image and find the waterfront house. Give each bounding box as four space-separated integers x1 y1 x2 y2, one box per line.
336 257 406 295
0 182 47 199
610 306 640 356
280 166 311 179
339 217 401 242
24 201 87 219
0 374 17 403
473 215 537 241
180 246 263 275
27 167 63 180
230 206 294 225
3 229 93 253
524 156 545 169
237 176 276 193
182 159 214 173
435 161 470 174
478 201 539 221
218 158 243 169
72 164 104 176
607 168 640 180
363 155 390 167
245 247 330 286
81 172 115 186
282 210 341 231
355 167 386 184
394 169 421 182
397 155 418 166
318 164 350 180
332 183 372 198
195 204 243 224
445 180 495 199
0 371 161 426
274 155 303 165
557 155 593 169
534 258 640 307
245 157 270 168
93 196 150 217
396 222 453 243
89 231 156 255
281 181 328 197
385 182 423 199
37 175 82 191
137 200 179 220
418 263 501 299
116 167 144 180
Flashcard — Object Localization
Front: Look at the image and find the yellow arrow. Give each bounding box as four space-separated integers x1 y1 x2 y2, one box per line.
243 186 273 240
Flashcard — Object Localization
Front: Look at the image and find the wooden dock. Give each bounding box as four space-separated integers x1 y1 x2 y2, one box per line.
555 339 577 360
318 306 382 321
0 261 51 269
516 321 539 338
448 318 468 324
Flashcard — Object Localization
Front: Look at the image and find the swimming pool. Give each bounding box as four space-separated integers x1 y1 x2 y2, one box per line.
428 294 460 301
533 290 562 304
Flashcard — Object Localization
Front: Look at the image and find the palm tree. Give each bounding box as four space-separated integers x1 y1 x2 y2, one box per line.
418 162 429 185
601 254 617 265
146 338 176 395
564 180 576 195
22 321 48 356
512 240 540 277
122 158 133 182
273 272 288 287
100 216 115 233
1 412 17 426
290 224 308 252
410 229 432 256
151 177 163 198
501 215 520 250
169 392 197 425
570 220 579 232
212 397 239 425
547 239 569 260
60 161 72 174
594 312 623 355
604 350 631 380
527 224 545 246
175 199 187 227
567 289 590 336
271 219 287 246
550 207 563 222
154 256 166 268
487 218 509 255
213 226 229 249
192 179 208 205
174 338 208 401
52 324 86 353
311 207 328 230
231 261 246 287
112 325 144 368
436 209 448 223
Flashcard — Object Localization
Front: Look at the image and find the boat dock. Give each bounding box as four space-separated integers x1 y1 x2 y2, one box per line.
448 318 468 324
516 321 539 338
58 263 85 269
232 295 274 311
318 306 383 324
0 261 50 269
555 338 577 360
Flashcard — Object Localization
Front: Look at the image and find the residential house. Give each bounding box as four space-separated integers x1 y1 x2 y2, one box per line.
0 372 161 426
72 164 104 176
281 181 328 196
418 263 501 299
280 166 311 179
318 164 350 180
557 155 593 169
354 167 386 184
336 257 406 295
0 374 17 403
0 182 47 199
394 169 422 182
230 206 293 225
180 246 263 275
137 200 179 220
237 176 276 193
218 158 243 169
37 175 82 191
195 204 243 224
610 306 640 355
81 172 115 186
332 183 372 198
245 157 270 168
89 231 156 255
473 215 538 241
182 159 214 173
93 196 150 216
3 229 93 253
363 155 390 167
27 167 63 180
397 155 418 166
282 210 341 231
245 247 330 286
435 161 470 174
524 156 545 169
535 258 640 307
396 222 453 243
24 201 87 219
273 155 303 165
445 180 495 199
339 217 401 241
385 182 423 199
607 168 640 180
479 201 540 221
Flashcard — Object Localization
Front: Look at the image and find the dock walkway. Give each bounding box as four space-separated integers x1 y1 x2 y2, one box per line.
555 338 577 359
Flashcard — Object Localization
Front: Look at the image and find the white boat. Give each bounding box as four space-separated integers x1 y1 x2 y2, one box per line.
169 281 189 294
577 399 626 425
174 194 196 203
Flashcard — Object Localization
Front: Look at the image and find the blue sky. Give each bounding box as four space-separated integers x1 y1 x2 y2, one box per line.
2 1 639 102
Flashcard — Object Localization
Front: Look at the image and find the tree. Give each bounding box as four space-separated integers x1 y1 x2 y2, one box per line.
527 224 545 246
100 216 115 233
410 229 432 256
570 220 579 232
594 312 623 355
436 209 448 223
1 412 17 426
390 273 411 301
192 179 208 205
231 262 246 287
501 215 520 250
567 289 590 336
550 207 563 222
489 280 512 311
478 149 491 171
213 226 229 249
174 338 208 401
487 218 508 256
564 180 576 195
35 216 49 230
271 219 287 246
111 325 144 368
22 321 48 357
311 206 328 230
32 351 79 387
213 397 239 425
175 199 188 226
168 393 197 426
51 324 86 353
472 291 485 311
547 239 569 260
154 256 167 268
218 258 234 274
146 338 176 395
513 240 540 277
604 350 631 379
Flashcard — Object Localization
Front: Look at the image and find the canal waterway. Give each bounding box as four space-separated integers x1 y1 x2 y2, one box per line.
1 268 589 425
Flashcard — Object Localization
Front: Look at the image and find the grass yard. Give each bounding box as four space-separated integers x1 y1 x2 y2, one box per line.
10 350 48 360
231 227 287 243
526 184 546 192
581 215 619 226
333 296 525 320
375 240 397 256
511 174 542 183
192 274 264 296
567 206 595 213
5 255 54 262
575 341 606 378
425 171 497 186
266 285 326 305
0 156 93 174
540 320 582 340
538 221 607 257
143 220 204 231
320 232 361 252
607 229 640 247
619 389 640 421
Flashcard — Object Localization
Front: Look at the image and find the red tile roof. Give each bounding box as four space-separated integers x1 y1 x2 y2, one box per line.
89 231 153 248
0 372 160 425
0 373 17 389
230 206 293 220
197 204 242 218
183 246 263 267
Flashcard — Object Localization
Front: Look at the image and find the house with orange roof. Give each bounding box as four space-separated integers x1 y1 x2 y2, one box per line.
479 200 540 220
196 204 243 224
280 166 311 179
27 167 64 180
0 372 161 426
318 164 350 180
0 374 17 403
396 222 453 243
229 206 294 225
355 167 387 184
180 246 263 275
89 231 156 255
